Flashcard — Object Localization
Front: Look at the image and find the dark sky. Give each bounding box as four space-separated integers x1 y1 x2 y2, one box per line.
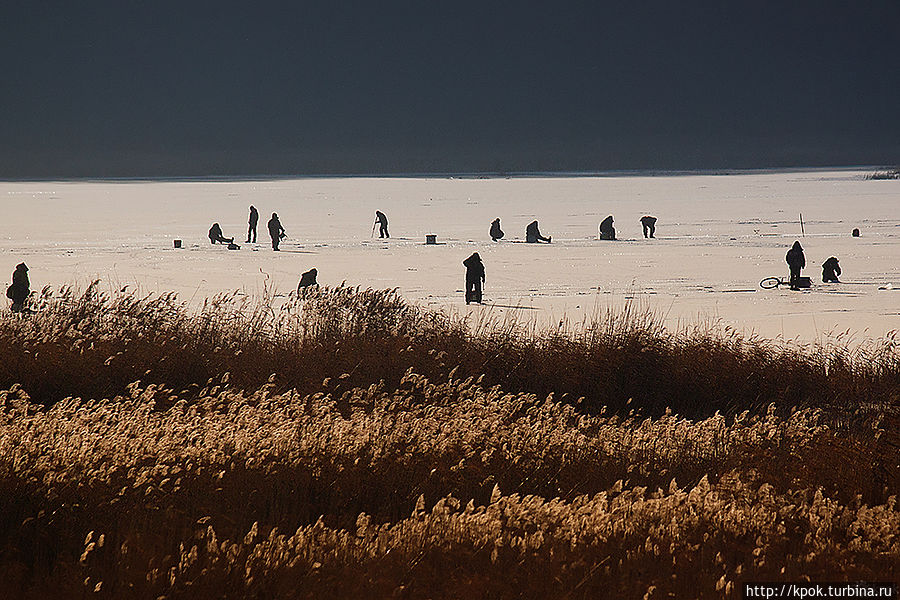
2 0 898 177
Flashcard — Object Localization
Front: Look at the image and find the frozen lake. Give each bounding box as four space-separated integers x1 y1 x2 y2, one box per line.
2 170 898 341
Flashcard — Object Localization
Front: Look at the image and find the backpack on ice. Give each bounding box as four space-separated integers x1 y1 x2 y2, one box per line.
6 285 13 300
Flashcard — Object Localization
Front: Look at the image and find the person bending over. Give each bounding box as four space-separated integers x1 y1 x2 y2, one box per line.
375 211 389 238
640 215 657 238
822 256 841 283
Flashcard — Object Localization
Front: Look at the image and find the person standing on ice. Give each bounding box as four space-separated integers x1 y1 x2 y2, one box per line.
247 205 259 243
374 211 389 238
525 220 551 243
7 263 30 312
490 218 504 241
268 213 286 251
822 257 841 283
463 252 485 304
785 241 806 290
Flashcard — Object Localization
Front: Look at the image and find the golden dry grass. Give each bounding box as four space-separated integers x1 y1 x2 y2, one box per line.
0 284 898 598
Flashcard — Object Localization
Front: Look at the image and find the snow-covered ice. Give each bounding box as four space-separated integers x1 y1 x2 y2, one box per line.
2 170 897 341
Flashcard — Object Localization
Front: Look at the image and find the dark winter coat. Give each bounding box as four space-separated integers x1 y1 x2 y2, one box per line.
786 241 806 269
526 221 551 243
490 219 504 241
463 253 485 283
822 257 841 282
8 263 29 304
298 268 318 289
599 215 616 239
268 215 285 239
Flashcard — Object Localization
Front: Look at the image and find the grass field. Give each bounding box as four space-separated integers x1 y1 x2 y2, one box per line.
1 284 898 598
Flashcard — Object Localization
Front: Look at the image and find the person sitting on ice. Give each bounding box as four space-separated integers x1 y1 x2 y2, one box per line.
598 215 616 240
822 257 841 283
7 262 30 313
490 218 504 241
640 215 657 238
298 268 318 291
525 220 551 243
208 223 234 245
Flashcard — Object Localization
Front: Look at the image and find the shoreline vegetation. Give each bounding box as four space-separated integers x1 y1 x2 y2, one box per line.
2 284 898 598
0 164 894 183
866 168 900 180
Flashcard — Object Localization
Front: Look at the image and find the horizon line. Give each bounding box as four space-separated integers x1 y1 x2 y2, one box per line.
0 164 894 184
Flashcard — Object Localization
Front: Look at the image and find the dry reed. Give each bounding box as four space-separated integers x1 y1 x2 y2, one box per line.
0 284 898 598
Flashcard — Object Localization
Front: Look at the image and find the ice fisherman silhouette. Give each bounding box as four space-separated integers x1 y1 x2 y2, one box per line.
247 205 259 243
640 215 657 238
490 218 504 241
7 263 30 312
208 223 234 245
598 216 616 240
463 252 485 304
785 241 806 290
298 268 318 290
525 220 551 243
374 211 389 238
268 213 286 250
822 257 841 283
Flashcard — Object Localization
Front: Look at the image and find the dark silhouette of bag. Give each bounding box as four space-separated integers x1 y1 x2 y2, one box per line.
796 277 811 288
6 285 14 299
